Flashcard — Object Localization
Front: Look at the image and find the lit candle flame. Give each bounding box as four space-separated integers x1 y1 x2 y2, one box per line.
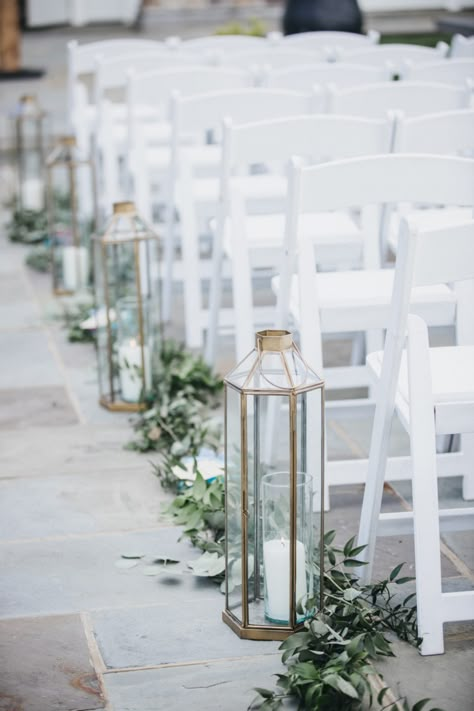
130 338 137 347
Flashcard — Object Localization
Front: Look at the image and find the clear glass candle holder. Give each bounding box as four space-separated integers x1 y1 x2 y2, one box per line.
262 471 313 625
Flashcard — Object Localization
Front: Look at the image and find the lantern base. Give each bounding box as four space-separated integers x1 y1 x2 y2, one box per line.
222 610 305 641
99 395 147 413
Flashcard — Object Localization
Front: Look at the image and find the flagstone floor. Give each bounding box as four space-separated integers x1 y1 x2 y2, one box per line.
1 20 473 711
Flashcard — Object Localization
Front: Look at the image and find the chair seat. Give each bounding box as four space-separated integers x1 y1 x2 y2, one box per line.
388 207 472 253
222 211 362 267
367 346 474 433
274 269 456 333
192 174 288 205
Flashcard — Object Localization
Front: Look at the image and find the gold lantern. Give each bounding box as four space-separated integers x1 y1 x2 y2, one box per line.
94 201 160 412
223 330 324 640
46 135 97 295
11 95 46 212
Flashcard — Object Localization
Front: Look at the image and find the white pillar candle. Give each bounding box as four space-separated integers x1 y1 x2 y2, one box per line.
62 246 89 291
22 178 43 210
118 339 151 403
263 537 307 623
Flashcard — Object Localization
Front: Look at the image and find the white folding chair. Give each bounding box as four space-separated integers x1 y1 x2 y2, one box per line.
206 114 394 366
264 62 390 94
275 155 474 507
94 51 199 217
341 43 449 78
167 89 315 346
451 34 474 59
357 217 474 655
127 66 252 225
403 58 474 86
328 81 470 119
386 108 474 254
224 48 326 82
67 38 163 145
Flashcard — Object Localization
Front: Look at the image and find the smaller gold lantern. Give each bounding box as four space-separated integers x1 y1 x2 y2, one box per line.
94 201 160 412
11 95 46 212
223 330 324 640
46 135 97 295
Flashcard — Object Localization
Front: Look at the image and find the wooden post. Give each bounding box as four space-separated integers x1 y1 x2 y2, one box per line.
0 0 20 72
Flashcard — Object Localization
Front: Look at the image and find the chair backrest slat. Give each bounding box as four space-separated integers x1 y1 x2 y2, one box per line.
394 109 474 155
266 62 390 90
297 154 474 212
227 114 393 166
174 89 313 134
328 81 469 118
404 58 474 86
411 220 474 287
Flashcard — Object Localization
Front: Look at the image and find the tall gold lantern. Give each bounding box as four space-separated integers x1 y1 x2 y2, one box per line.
11 95 46 212
46 135 97 295
223 330 324 641
94 201 160 412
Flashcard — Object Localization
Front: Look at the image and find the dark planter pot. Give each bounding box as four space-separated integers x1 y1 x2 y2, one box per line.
283 0 363 36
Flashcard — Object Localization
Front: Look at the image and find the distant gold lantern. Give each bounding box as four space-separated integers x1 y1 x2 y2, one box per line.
46 135 97 295
223 330 325 640
94 201 160 412
11 94 46 212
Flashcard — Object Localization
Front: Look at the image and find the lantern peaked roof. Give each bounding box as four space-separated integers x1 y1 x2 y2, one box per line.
97 202 158 245
225 330 323 393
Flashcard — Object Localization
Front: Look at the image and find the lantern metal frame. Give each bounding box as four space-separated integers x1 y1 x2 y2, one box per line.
11 94 46 212
95 201 160 413
222 330 325 641
46 135 98 295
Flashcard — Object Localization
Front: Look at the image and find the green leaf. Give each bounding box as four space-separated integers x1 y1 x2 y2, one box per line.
412 700 432 711
254 688 274 699
121 552 145 559
336 677 359 699
389 563 405 581
396 576 415 585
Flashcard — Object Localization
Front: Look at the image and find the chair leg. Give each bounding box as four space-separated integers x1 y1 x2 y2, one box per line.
177 167 204 350
205 207 225 366
407 315 445 655
461 433 474 500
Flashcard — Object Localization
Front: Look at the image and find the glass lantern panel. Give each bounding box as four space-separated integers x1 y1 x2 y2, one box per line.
247 393 292 627
297 388 323 611
49 161 95 292
225 347 322 392
15 116 45 211
225 386 243 621
95 237 158 406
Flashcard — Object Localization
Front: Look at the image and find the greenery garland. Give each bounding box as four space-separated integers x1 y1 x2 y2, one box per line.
127 340 223 489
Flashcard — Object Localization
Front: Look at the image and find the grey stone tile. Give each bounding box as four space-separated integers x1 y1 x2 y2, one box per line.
442 531 474 571
103 655 284 711
0 614 104 711
93 598 279 670
376 632 474 711
0 330 62 389
0 273 41 329
0 468 169 540
0 527 213 619
0 424 147 478
0 385 78 428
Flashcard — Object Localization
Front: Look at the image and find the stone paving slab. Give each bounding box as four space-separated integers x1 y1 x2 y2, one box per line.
324 486 461 581
0 468 167 540
0 330 63 389
0 528 213 619
0 385 78 429
0 424 147 477
103 655 284 711
376 630 474 711
0 272 41 330
93 597 279 670
0 613 104 711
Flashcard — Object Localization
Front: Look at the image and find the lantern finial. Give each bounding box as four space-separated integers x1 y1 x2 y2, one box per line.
113 201 136 215
256 329 292 352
